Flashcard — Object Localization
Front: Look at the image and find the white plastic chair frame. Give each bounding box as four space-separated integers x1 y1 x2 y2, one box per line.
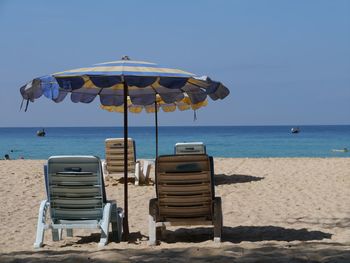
34 200 123 248
34 155 123 248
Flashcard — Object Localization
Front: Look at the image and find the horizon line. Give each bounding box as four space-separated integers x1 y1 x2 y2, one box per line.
1 124 350 128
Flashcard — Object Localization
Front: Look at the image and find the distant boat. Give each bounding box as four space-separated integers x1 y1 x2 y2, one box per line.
332 148 348 153
37 129 46 137
291 127 300 134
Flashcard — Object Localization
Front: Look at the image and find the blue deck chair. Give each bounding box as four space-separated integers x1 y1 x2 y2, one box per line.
34 155 123 248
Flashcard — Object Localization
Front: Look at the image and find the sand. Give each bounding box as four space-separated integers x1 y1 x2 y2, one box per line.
0 158 349 262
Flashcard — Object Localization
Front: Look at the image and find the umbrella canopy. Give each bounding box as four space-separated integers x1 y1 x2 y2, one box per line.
20 57 229 110
20 56 230 240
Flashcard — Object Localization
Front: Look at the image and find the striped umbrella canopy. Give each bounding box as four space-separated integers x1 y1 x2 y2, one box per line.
20 56 230 239
20 56 229 109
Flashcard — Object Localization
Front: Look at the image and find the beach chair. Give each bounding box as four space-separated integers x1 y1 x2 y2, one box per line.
34 156 123 248
148 154 222 245
174 142 206 155
103 138 150 185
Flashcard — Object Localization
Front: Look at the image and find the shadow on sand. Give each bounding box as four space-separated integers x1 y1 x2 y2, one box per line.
33 225 333 249
214 174 264 185
0 226 343 263
59 231 148 247
159 225 332 244
1 241 349 263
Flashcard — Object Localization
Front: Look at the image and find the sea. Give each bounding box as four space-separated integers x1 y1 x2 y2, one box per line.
0 125 349 160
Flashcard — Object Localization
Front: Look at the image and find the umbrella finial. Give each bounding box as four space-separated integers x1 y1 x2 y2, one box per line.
122 55 130 61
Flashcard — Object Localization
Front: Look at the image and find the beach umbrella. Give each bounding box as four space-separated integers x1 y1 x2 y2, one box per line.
20 56 230 239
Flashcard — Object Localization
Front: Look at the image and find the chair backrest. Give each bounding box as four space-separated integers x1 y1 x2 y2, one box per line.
156 154 214 221
46 156 106 222
174 142 206 155
105 138 136 174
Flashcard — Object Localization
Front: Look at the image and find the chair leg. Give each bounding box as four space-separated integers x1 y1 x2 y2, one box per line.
135 161 141 185
213 197 223 243
155 223 166 239
34 200 49 248
66 229 73 237
52 229 61 241
148 215 157 246
111 203 123 242
148 198 159 246
143 161 151 183
99 203 112 247
161 223 166 237
116 208 124 242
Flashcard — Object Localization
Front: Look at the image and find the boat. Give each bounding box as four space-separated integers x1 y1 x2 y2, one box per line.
291 127 300 134
332 148 348 153
37 129 46 137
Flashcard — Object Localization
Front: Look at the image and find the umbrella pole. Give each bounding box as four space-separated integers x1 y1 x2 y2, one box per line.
154 100 159 196
123 81 129 240
155 101 158 158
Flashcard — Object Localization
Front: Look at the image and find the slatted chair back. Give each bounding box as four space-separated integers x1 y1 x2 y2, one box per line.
156 154 214 221
105 138 136 174
47 156 106 222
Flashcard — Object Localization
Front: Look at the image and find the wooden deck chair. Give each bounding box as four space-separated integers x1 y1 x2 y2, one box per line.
103 138 149 185
34 156 123 248
148 154 223 245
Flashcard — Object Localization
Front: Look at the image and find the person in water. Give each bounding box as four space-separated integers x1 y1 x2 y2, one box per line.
4 154 10 160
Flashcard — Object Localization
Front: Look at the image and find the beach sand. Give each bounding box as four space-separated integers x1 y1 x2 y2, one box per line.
0 158 349 262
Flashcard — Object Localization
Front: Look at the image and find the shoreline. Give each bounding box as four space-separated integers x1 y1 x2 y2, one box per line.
2 156 350 161
1 124 350 128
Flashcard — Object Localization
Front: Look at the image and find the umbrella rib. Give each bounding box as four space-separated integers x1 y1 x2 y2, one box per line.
60 77 206 96
97 87 103 95
184 78 207 91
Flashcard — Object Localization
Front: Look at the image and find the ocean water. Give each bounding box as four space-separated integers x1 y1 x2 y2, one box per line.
0 126 349 160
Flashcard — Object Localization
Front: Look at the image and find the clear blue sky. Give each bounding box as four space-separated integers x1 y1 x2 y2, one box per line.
0 0 349 127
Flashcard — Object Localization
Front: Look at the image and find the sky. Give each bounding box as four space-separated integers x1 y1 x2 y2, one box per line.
0 0 349 127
